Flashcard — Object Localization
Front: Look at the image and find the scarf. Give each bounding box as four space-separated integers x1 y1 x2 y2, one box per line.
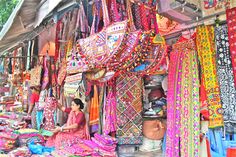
226 7 236 87
196 25 223 128
215 25 236 133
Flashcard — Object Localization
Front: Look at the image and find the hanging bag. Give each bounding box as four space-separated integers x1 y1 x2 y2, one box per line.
64 73 85 98
29 64 42 87
76 0 128 68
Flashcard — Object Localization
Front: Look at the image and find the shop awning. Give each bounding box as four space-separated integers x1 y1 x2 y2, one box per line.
0 0 41 53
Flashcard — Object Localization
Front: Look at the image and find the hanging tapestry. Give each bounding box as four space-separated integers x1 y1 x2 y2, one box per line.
226 7 236 87
116 74 143 145
215 25 236 133
196 26 223 128
166 37 200 157
103 87 117 135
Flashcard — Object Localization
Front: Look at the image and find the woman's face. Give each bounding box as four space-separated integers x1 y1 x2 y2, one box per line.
71 101 80 111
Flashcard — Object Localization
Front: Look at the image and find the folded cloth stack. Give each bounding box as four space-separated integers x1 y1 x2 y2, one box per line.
8 146 31 157
14 129 44 147
53 133 118 157
0 132 18 152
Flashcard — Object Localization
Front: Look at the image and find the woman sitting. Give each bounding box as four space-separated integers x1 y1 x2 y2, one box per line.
46 98 88 149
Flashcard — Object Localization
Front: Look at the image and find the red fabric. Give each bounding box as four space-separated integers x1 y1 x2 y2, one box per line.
30 93 39 104
65 108 86 126
226 7 236 87
206 138 212 157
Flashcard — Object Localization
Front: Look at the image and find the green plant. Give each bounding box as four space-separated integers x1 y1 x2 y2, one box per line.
0 0 19 30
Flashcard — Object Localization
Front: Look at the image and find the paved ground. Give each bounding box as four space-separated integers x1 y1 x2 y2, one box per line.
119 150 164 157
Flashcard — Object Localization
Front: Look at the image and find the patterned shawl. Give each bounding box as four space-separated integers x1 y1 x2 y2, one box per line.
196 26 223 128
215 25 236 133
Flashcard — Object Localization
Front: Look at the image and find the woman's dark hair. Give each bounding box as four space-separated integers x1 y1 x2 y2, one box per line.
73 98 84 110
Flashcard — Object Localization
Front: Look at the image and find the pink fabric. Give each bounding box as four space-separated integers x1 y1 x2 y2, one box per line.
103 88 117 135
166 50 183 157
42 97 57 131
46 110 86 149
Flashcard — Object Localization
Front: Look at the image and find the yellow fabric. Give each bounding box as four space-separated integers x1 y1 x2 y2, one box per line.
196 26 223 128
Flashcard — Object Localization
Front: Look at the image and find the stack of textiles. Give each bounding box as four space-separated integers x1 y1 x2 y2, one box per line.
0 132 18 152
52 133 117 157
7 146 31 157
14 129 45 147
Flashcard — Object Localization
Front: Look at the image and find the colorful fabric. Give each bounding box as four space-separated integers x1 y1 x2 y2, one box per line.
166 41 183 157
77 20 127 68
18 133 44 147
196 26 223 128
226 7 236 87
103 87 117 135
116 74 143 145
215 25 236 133
166 37 200 157
42 97 57 131
89 85 99 133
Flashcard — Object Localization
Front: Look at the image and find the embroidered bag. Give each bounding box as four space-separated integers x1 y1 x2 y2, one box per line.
66 49 89 74
29 65 42 87
64 73 85 98
76 0 128 68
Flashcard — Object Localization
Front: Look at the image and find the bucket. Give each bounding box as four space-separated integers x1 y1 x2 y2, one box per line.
227 148 236 157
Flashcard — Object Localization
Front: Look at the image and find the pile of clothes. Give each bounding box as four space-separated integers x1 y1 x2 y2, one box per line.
52 133 117 157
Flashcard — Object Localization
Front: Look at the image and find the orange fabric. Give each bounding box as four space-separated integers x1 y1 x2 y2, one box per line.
89 85 99 126
227 148 236 157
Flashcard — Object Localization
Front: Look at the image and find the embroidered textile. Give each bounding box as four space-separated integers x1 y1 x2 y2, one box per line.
42 97 57 131
226 7 236 87
77 21 127 68
103 87 117 135
116 74 143 145
215 25 236 133
196 26 223 128
166 38 200 157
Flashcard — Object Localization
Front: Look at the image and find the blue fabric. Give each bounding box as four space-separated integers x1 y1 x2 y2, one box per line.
28 142 54 155
36 111 43 130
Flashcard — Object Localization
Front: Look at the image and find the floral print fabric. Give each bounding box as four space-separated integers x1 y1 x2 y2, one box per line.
215 25 236 133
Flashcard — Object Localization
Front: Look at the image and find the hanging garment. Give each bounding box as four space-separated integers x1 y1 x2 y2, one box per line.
215 25 236 133
196 25 223 128
41 57 49 90
166 36 200 157
103 87 117 135
89 85 100 133
116 74 143 145
42 97 57 131
226 7 236 87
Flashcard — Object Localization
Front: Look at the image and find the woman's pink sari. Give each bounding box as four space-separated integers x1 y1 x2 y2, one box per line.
46 111 86 149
